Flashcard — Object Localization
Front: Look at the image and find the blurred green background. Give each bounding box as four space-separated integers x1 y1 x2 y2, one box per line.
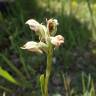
0 0 96 96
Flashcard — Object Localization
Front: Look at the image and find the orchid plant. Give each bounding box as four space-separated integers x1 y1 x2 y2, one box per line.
21 18 64 96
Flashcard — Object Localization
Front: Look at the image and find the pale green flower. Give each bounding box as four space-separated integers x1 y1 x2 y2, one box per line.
21 41 48 53
21 18 64 53
25 19 48 41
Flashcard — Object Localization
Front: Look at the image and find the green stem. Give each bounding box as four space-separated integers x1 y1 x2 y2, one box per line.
44 44 53 96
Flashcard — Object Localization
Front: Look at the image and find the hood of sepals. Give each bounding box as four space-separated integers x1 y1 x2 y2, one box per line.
21 41 48 54
25 19 49 43
25 19 40 32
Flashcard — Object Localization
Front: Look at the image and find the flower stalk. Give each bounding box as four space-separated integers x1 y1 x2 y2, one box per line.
44 42 53 96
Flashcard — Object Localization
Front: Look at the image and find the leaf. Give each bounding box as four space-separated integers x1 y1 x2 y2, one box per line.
40 74 45 96
0 67 18 85
0 54 33 88
18 48 31 79
0 54 26 81
82 72 86 94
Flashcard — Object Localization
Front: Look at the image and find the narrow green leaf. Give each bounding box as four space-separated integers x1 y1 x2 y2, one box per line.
0 54 32 88
82 72 86 94
0 54 26 81
87 74 91 90
40 74 45 96
18 48 31 79
0 67 18 85
90 80 95 96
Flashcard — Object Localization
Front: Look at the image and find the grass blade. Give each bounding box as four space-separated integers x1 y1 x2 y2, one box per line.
18 48 31 79
82 72 86 94
0 54 26 81
40 74 45 96
0 67 18 85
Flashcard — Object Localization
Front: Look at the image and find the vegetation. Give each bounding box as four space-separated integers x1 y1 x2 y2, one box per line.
0 0 96 96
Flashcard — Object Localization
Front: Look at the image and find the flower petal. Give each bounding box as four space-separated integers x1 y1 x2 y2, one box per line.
20 41 43 53
25 19 40 32
21 41 48 53
25 19 48 42
50 35 64 47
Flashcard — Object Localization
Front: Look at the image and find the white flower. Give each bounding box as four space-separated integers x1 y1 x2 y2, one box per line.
21 18 64 53
25 19 48 41
21 41 48 53
50 35 64 47
25 19 40 32
20 41 43 53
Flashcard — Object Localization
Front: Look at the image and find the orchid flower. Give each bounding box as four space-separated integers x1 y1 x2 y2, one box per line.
21 18 64 53
21 18 64 96
50 35 64 47
47 18 59 36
